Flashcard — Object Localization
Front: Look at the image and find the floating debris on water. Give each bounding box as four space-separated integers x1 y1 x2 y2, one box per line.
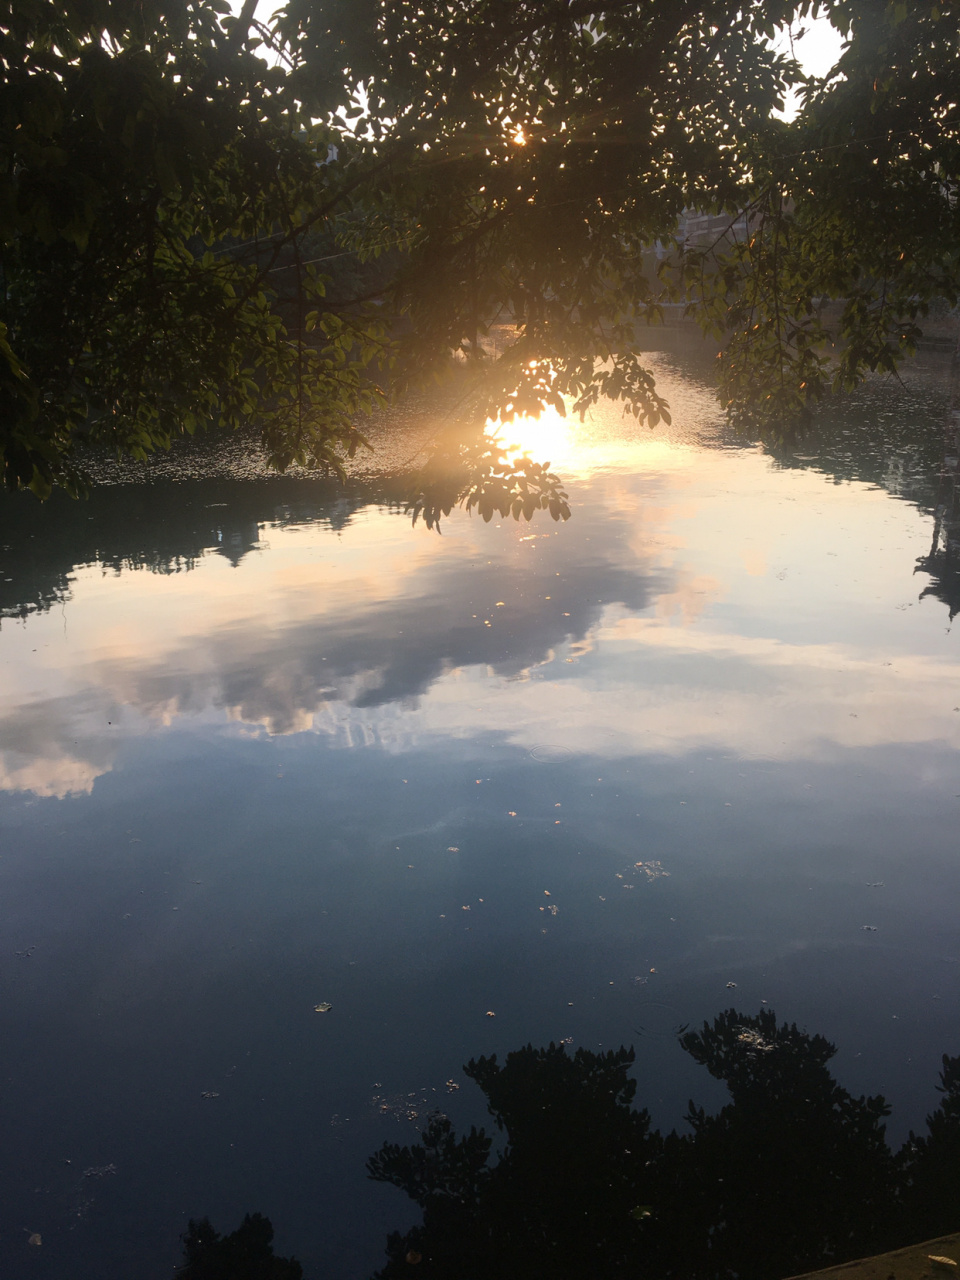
200 1091 220 1100
726 981 737 989
861 925 879 932
26 1232 42 1247
314 1002 333 1013
372 1084 445 1124
634 861 671 881
485 1010 496 1017
445 1079 460 1093
374 1094 418 1122
735 1026 775 1053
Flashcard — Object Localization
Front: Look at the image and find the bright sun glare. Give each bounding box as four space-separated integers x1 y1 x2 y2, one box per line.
489 405 578 470
487 398 693 480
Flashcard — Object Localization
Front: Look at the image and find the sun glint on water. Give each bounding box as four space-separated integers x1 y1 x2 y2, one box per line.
487 405 580 472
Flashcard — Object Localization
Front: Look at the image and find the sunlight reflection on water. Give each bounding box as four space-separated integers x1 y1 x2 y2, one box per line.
488 399 703 478
1 351 958 1280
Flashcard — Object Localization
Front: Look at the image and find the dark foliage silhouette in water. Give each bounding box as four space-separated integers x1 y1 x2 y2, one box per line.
177 1212 302 1280
898 1051 960 1244
667 1008 897 1279
368 1041 659 1278
367 1009 960 1280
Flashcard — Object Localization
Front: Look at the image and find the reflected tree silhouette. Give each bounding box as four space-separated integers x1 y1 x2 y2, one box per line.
665 1009 896 1280
369 1040 658 1278
177 1212 303 1280
3 353 956 621
365 1009 960 1280
0 475 404 626
916 520 960 621
173 1011 960 1277
899 1051 960 1244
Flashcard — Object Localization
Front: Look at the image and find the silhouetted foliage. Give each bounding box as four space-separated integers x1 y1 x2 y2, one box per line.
368 1042 658 1279
671 1009 896 1279
170 1015 960 1278
406 437 571 531
178 1212 302 1280
367 1009 960 1280
899 1052 960 1243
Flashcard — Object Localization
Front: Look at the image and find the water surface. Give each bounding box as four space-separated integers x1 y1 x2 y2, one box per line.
1 353 959 1277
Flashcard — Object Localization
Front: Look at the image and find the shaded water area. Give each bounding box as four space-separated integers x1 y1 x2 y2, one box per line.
2 351 960 1278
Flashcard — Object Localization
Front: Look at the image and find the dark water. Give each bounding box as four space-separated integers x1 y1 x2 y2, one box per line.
1 353 959 1278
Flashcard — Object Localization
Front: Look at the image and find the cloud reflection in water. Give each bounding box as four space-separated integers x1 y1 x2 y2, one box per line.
0 421 957 799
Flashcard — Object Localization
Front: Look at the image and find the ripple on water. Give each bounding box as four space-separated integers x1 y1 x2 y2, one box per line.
529 744 574 763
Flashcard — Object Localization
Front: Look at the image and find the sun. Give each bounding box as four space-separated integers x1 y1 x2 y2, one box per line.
487 406 579 471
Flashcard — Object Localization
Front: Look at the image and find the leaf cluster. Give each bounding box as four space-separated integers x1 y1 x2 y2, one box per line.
0 0 388 493
406 433 571 530
672 1 960 425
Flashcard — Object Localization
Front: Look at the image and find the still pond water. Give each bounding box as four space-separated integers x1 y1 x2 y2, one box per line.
1 352 959 1277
